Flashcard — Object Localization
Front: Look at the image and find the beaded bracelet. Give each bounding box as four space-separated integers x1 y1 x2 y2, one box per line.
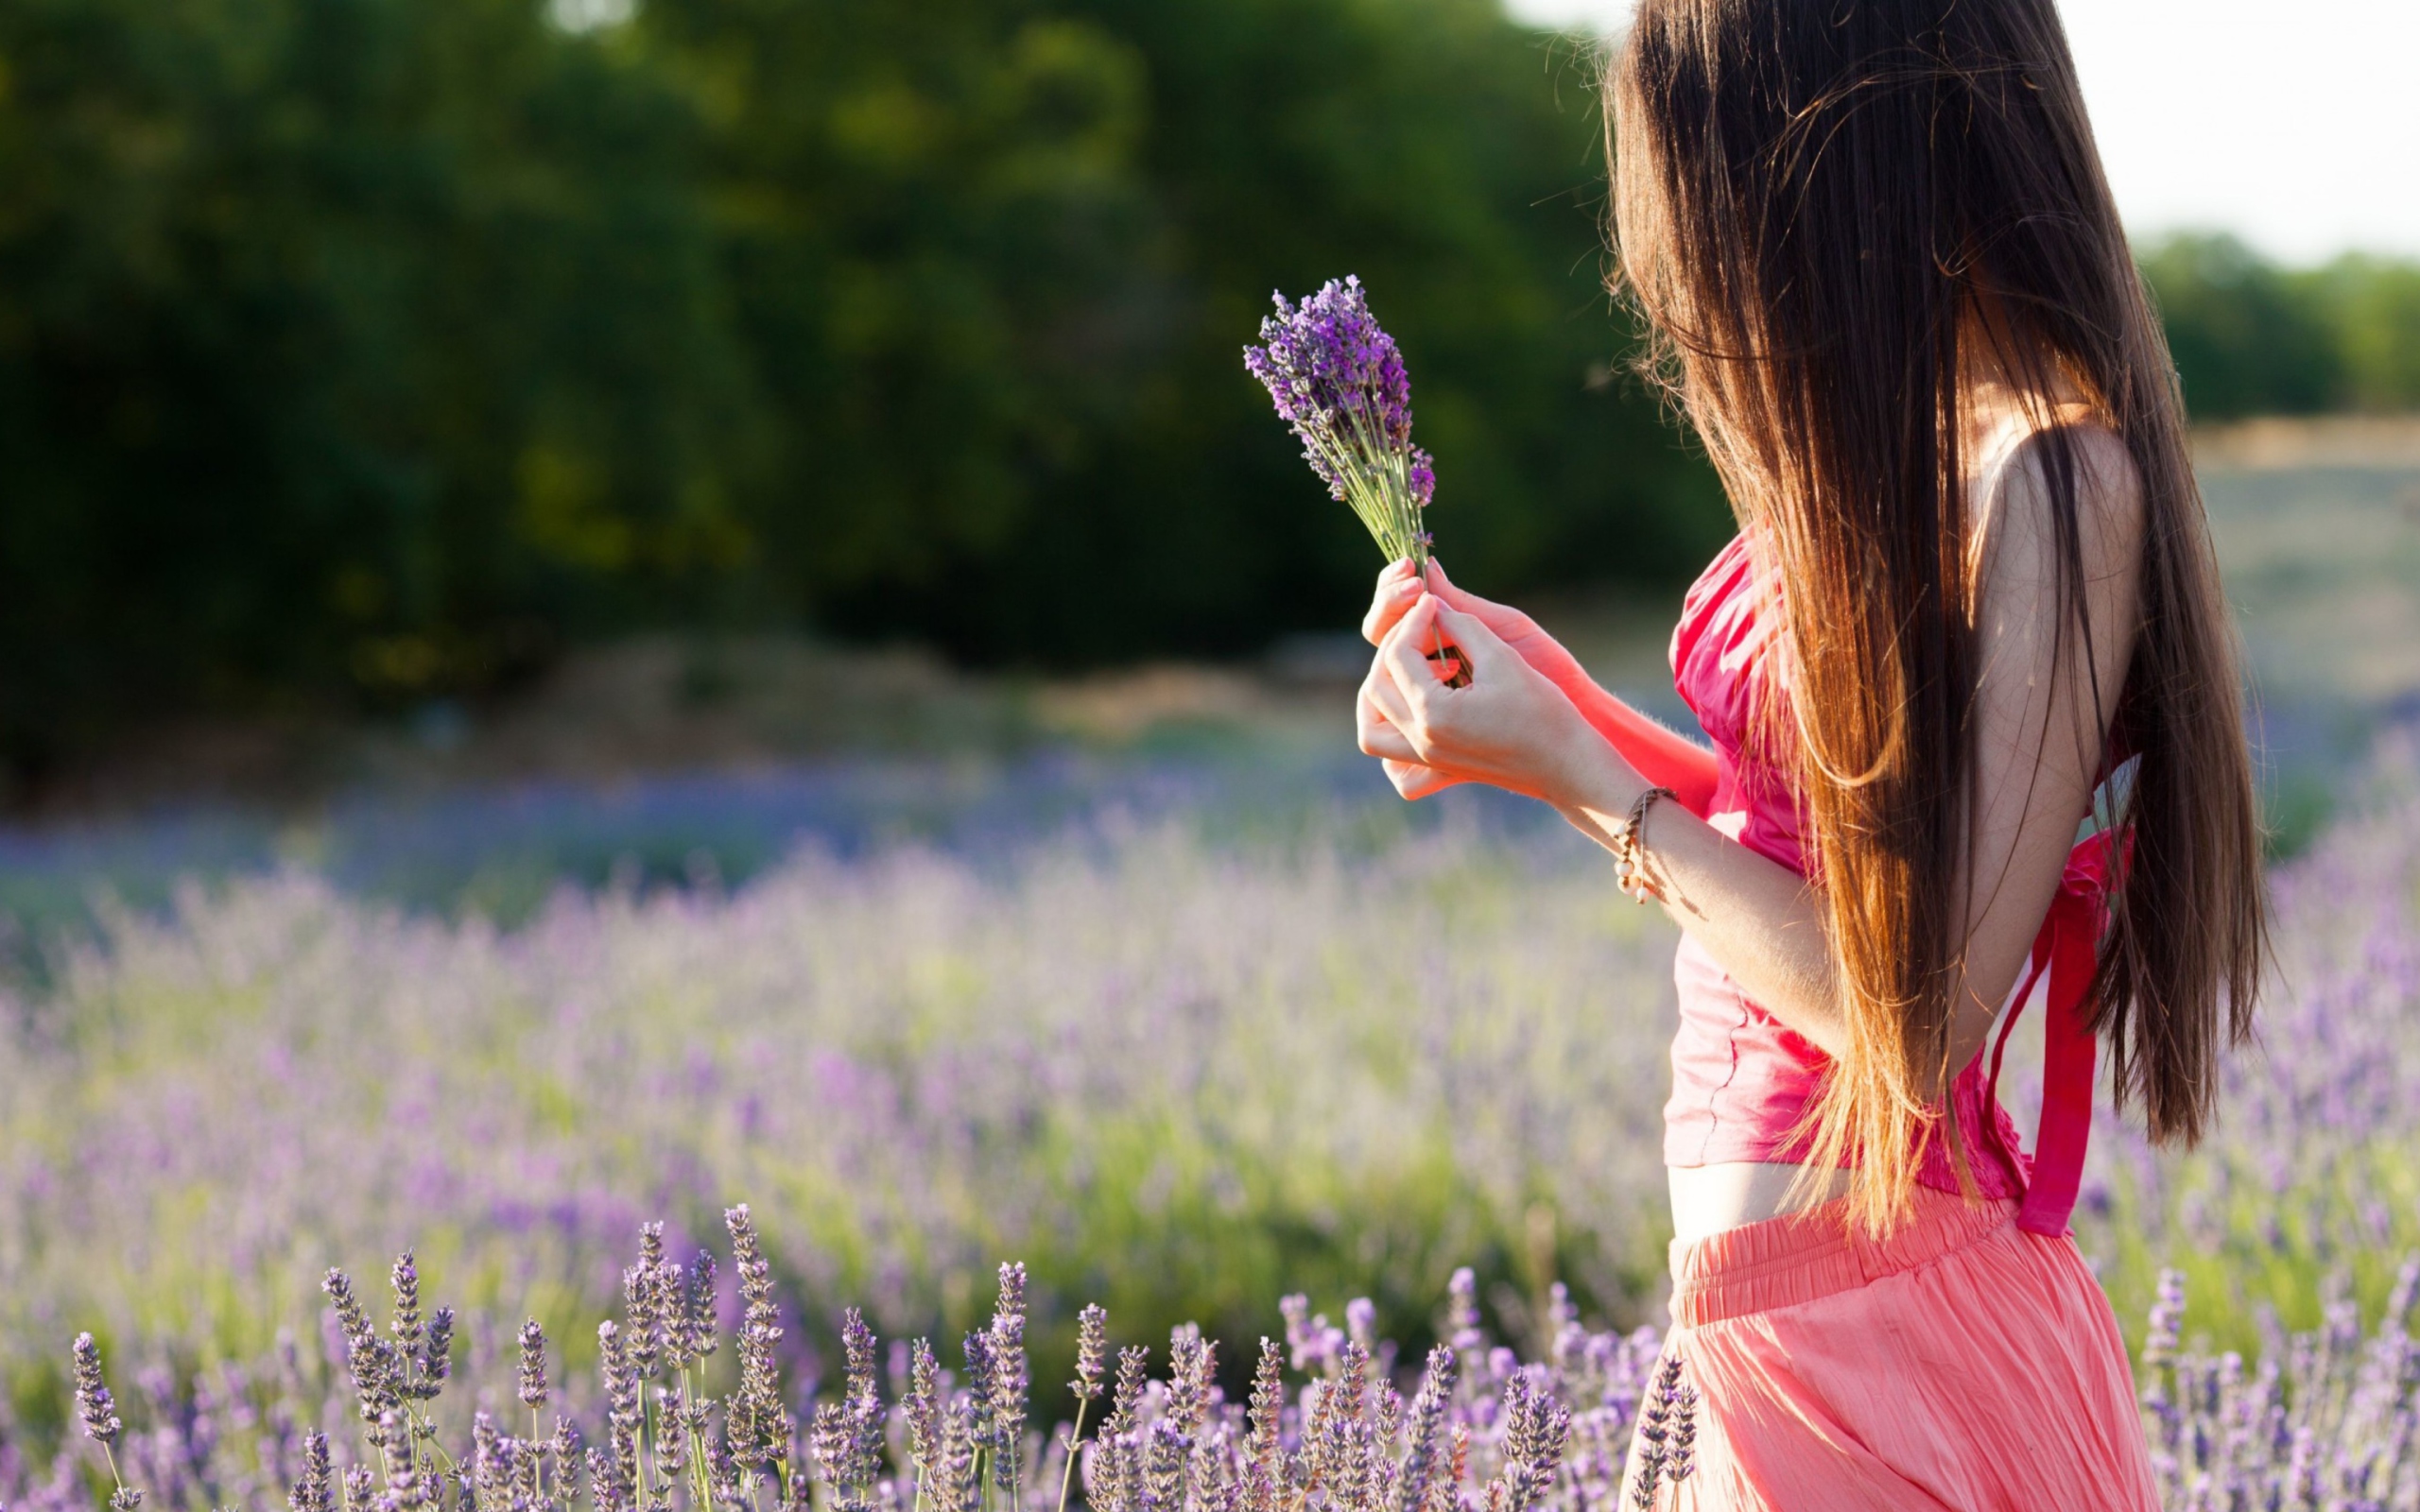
1615 785 1676 904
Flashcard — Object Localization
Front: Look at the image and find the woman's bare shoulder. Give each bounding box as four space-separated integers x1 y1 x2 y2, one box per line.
1975 414 2145 584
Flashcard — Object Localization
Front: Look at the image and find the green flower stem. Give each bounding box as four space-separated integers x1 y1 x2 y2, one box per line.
1052 1398 1092 1512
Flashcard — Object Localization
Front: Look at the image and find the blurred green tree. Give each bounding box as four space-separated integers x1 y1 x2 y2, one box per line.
642 0 1724 663
2315 254 2420 412
0 0 755 779
2137 233 2342 420
2139 234 2420 420
1 0 1729 785
50 1 2420 786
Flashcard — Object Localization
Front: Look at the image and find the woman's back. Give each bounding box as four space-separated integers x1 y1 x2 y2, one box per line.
1661 404 2135 1240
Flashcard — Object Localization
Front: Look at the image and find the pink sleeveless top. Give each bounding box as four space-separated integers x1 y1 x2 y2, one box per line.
1664 532 2117 1233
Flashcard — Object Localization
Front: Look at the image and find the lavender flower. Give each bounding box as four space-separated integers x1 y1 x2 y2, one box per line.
325 1269 370 1338
72 1336 148 1507
421 1307 455 1397
74 1332 123 1445
681 1253 719 1368
626 1225 666 1382
1280 1296 1344 1378
810 1309 885 1512
1394 1347 1454 1512
597 1320 641 1511
1664 1383 1696 1486
1244 1339 1286 1512
1627 1357 1680 1509
1167 1328 1214 1437
1074 1304 1109 1402
289 1431 332 1512
1446 1269 1484 1360
989 1263 1030 1495
331 1285 403 1432
474 1412 506 1504
379 1410 417 1500
1490 1368 1569 1512
2144 1268 2187 1373
904 1338 944 1490
935 1396 980 1512
518 1319 550 1411
1090 1345 1152 1512
1141 1417 1191 1512
1243 277 1439 572
1345 1298 1378 1354
723 1205 791 1481
587 1444 628 1512
1107 1346 1150 1440
390 1254 424 1356
961 1327 997 1443
552 1418 586 1510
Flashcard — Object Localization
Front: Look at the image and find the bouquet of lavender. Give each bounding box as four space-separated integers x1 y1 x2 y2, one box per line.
1243 276 1438 576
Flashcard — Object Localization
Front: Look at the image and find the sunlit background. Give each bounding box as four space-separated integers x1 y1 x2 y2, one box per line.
1510 0 2420 260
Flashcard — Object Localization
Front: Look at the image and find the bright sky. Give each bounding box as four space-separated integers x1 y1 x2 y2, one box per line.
1502 0 2420 264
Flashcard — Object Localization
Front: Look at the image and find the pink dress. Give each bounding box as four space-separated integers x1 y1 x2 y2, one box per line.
1641 533 2158 1511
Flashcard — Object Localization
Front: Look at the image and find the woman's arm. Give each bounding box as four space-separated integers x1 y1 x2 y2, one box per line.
1358 432 2143 1086
1360 559 1720 811
1359 620 1849 1050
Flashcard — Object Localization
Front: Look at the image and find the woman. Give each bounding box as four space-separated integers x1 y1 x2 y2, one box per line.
1355 1 2266 1506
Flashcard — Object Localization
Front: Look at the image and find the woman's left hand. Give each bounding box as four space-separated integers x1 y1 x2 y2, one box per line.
1357 592 1636 808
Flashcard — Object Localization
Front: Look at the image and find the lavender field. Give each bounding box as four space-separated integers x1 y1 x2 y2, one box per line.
0 786 1680 1406
6 434 2418 1509
3 730 2418 1508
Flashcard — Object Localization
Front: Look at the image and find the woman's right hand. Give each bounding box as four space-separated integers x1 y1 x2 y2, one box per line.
1361 558 1600 704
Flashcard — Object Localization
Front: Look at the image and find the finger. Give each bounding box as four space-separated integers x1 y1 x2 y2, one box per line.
1364 653 1413 735
1357 681 1421 763
1377 593 1453 705
1429 600 1517 678
1385 759 1463 800
1361 566 1426 645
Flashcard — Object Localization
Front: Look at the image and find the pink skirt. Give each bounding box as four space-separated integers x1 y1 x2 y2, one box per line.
1634 1187 2158 1510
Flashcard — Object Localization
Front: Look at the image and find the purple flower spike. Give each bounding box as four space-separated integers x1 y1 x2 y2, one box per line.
1244 277 1438 571
1073 1303 1108 1400
73 1333 122 1446
517 1319 549 1410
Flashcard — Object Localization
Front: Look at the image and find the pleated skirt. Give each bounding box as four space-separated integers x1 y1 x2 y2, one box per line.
1633 1186 2159 1511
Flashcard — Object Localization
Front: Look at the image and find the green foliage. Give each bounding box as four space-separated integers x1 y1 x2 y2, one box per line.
2322 254 2420 411
2138 235 2342 420
0 0 757 771
0 0 1725 784
20 0 2415 785
2140 232 2420 421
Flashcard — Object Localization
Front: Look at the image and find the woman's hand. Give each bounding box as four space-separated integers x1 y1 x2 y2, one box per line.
1357 556 1601 800
1362 558 1597 699
1357 556 1720 811
1357 591 1644 811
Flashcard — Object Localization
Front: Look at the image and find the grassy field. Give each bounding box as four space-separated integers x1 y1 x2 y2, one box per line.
2192 417 2420 850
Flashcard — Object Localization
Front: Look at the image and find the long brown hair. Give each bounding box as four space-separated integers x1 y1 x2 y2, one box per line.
1606 0 2266 1231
